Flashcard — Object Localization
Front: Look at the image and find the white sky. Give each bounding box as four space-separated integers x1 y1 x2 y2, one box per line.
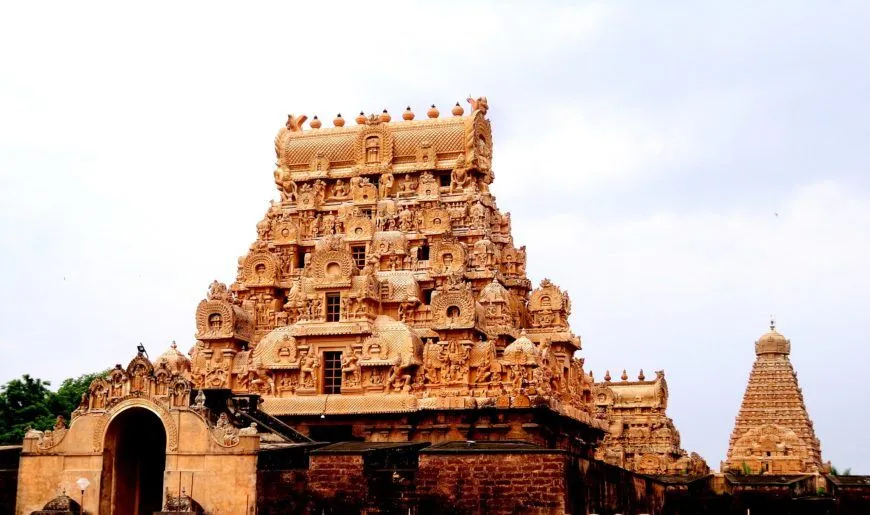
1 1 868 472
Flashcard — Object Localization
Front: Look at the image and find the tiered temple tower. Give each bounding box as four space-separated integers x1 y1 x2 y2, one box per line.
724 320 825 474
188 98 603 445
593 369 709 475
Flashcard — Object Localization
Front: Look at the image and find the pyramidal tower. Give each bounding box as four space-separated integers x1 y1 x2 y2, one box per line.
724 320 824 474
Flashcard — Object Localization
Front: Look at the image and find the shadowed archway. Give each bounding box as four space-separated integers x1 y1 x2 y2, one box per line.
99 407 166 515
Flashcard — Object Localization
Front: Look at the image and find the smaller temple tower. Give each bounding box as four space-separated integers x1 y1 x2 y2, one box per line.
593 369 708 476
724 320 824 474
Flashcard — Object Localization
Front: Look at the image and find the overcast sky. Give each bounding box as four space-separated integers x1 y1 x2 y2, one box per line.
1 1 868 472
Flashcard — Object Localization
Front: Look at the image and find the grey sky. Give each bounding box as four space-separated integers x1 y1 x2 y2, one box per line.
1 1 868 472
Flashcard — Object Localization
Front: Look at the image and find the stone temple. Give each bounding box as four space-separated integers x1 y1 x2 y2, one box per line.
724 320 824 475
8 98 870 514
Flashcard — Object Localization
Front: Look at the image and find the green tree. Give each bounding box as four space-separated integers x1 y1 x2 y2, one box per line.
0 371 108 445
0 375 55 444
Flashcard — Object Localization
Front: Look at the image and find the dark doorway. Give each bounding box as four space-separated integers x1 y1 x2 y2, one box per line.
99 407 166 515
309 424 357 442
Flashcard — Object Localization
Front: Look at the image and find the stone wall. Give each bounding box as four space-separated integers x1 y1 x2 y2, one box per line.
308 454 366 510
256 470 310 515
417 451 567 514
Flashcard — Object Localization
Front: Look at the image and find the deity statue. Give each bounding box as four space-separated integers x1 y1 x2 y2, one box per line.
341 352 361 387
313 179 326 206
450 163 472 192
332 179 348 198
273 167 297 202
379 173 394 198
300 352 319 388
398 206 413 232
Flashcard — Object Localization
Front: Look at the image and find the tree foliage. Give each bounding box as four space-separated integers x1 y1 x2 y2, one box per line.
0 371 107 445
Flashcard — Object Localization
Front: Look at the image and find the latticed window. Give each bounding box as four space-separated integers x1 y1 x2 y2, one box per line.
323 351 342 394
326 292 340 322
351 245 366 269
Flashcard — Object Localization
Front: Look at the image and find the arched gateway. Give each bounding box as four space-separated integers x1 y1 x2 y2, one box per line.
15 348 260 514
99 407 166 515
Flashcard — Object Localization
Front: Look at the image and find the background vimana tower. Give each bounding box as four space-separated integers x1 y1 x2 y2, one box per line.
189 98 605 445
724 321 826 475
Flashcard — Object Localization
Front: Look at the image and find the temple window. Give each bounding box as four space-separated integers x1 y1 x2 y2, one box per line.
351 245 367 269
297 250 307 269
541 295 551 308
417 244 430 261
326 293 341 322
361 208 373 219
422 288 433 304
208 313 222 330
447 306 460 322
439 174 450 187
365 136 380 164
323 351 342 394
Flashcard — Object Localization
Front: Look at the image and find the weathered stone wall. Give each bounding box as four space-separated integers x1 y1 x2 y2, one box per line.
307 454 366 511
417 451 568 514
256 470 310 515
249 444 870 514
569 456 667 515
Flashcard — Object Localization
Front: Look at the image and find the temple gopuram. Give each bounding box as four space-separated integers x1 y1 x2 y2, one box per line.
9 98 870 515
724 321 826 475
189 97 601 446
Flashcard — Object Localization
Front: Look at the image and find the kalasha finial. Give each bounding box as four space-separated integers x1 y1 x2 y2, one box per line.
355 111 367 125
427 104 439 118
638 369 645 381
333 113 345 127
403 106 415 121
309 115 322 129
379 109 391 123
769 315 776 331
170 340 177 350
621 369 628 381
604 370 611 382
452 102 464 116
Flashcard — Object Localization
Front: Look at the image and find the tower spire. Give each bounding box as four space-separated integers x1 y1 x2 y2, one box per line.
725 323 823 474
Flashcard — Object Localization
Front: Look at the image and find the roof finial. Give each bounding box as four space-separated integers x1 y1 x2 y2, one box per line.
604 370 611 382
769 315 776 331
638 369 645 381
621 369 628 381
170 340 177 350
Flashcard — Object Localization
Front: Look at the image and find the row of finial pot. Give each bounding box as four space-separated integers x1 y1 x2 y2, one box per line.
307 103 468 129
